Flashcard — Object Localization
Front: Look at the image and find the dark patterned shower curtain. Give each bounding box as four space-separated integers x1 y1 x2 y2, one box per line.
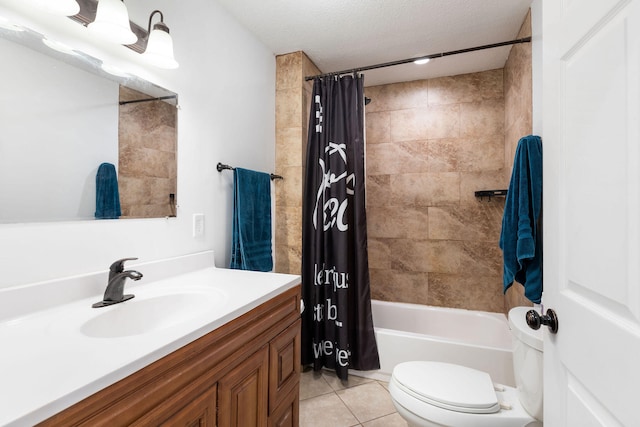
301 75 380 380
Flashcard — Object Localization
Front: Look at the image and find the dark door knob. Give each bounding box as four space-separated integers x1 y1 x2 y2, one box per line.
526 309 558 334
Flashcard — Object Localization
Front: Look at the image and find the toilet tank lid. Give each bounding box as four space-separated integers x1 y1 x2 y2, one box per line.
508 307 544 351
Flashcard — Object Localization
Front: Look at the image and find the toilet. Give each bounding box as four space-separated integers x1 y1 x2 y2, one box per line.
389 307 543 427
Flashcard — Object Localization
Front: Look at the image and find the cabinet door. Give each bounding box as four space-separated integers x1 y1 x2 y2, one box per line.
268 390 298 427
218 346 269 427
159 384 217 427
268 319 301 413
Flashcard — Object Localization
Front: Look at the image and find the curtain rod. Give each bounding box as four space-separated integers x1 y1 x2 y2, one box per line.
119 95 177 105
216 162 284 181
304 37 532 81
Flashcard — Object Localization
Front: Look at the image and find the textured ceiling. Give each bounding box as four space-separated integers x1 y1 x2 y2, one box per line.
215 0 532 86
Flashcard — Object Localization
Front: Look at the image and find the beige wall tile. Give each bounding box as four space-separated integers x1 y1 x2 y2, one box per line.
388 239 431 273
459 98 505 138
367 206 429 239
364 80 429 113
428 136 504 173
275 52 313 276
428 205 503 241
366 111 391 144
426 138 460 172
390 104 460 142
428 273 504 312
275 244 302 275
502 10 533 312
302 51 322 80
505 117 531 172
360 68 515 312
369 269 429 304
428 69 503 106
119 87 176 218
366 175 392 207
275 205 302 247
457 135 505 172
389 173 460 206
276 127 303 168
366 141 429 175
275 165 303 208
276 52 302 90
368 238 392 270
276 87 303 130
426 240 501 275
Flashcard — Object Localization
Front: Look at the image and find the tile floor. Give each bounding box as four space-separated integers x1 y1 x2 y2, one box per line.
299 369 408 427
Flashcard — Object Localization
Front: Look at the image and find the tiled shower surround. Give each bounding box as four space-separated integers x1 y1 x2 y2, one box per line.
274 12 532 314
364 70 507 313
118 86 177 218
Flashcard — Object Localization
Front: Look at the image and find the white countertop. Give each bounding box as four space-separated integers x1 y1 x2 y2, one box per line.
0 265 300 426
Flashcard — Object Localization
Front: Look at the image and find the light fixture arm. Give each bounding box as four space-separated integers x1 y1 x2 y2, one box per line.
142 8 178 68
147 10 169 35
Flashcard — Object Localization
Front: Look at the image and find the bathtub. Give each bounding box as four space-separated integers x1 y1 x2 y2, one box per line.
350 300 515 386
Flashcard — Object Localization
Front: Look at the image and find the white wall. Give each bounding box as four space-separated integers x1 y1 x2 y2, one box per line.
0 38 119 222
0 0 275 287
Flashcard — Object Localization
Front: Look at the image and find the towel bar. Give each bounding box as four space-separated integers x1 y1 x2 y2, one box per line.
217 162 283 180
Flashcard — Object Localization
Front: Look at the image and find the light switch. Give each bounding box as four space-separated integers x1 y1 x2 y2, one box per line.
193 213 204 237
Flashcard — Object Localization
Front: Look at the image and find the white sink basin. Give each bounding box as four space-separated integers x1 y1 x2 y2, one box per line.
81 289 227 338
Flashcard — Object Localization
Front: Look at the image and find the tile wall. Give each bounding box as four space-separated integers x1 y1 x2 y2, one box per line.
274 11 532 314
364 70 507 312
274 52 320 275
503 10 534 311
118 86 177 218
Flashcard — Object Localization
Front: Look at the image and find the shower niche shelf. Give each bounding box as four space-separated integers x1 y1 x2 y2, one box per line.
474 189 508 201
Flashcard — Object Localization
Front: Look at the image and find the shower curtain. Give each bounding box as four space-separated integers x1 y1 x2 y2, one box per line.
301 75 380 380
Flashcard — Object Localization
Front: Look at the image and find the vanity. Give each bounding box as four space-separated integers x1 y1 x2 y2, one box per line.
0 253 301 426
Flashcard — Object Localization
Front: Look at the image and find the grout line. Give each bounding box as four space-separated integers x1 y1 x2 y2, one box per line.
300 371 400 427
335 388 363 424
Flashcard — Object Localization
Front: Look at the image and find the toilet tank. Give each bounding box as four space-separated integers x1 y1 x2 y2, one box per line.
508 307 544 421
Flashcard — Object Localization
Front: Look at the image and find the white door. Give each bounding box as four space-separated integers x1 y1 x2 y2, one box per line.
543 0 640 425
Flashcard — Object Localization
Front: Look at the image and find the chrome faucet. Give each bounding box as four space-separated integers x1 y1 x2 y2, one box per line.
92 258 143 308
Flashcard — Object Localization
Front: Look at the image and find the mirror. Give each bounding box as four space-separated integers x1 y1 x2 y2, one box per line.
0 24 177 223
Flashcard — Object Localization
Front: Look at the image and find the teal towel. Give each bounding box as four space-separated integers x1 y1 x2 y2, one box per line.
230 168 273 272
499 135 542 303
95 162 121 219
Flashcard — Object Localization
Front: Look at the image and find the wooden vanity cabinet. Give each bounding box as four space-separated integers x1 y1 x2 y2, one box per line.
218 346 269 427
38 284 301 427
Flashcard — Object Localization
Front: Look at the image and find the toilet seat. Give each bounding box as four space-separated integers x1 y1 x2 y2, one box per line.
392 361 500 414
390 361 541 427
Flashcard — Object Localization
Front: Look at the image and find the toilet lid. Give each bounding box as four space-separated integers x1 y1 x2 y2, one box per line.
392 361 500 414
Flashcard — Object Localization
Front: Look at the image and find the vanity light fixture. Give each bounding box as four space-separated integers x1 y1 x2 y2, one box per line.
142 10 178 69
88 0 137 45
41 0 80 16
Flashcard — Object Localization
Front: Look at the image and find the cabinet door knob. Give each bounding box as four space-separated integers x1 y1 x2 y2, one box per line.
526 309 558 334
